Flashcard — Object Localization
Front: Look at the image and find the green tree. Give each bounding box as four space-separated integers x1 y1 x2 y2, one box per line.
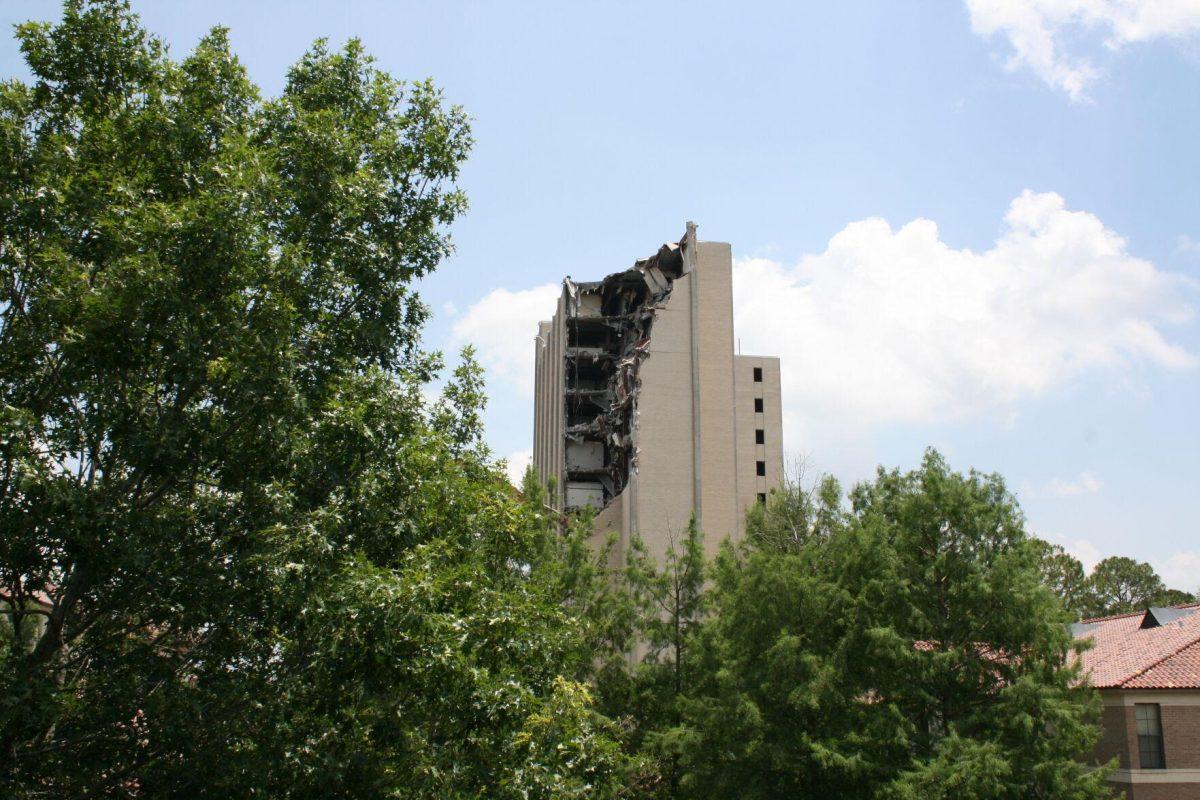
674 450 1114 800
675 537 870 798
0 3 625 797
521 474 642 703
1082 556 1196 618
1028 539 1090 617
743 462 843 555
629 520 707 701
619 519 708 798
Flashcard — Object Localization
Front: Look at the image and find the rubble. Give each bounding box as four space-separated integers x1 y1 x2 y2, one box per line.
562 238 687 511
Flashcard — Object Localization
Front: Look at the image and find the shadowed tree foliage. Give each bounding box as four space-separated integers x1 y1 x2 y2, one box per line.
614 519 709 798
0 2 627 797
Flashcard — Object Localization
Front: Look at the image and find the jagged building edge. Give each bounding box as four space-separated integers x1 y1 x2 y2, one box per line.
533 223 784 561
560 238 685 510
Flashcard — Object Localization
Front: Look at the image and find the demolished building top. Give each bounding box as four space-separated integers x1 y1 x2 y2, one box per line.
559 231 691 511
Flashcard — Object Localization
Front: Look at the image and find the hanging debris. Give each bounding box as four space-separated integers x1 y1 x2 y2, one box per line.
562 238 687 511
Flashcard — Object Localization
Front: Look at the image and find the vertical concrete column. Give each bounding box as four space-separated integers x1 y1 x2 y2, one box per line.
693 241 740 551
629 269 698 561
533 327 542 483
685 223 703 532
552 292 566 507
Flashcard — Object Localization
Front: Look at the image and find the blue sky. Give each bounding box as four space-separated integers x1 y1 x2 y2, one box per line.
4 1 1198 588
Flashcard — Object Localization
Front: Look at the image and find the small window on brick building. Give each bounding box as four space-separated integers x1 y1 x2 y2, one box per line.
755 429 765 445
754 397 764 413
1136 703 1166 769
757 492 767 505
756 460 766 477
753 366 763 382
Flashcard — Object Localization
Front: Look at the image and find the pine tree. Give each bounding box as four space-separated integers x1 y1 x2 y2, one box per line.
672 451 1116 799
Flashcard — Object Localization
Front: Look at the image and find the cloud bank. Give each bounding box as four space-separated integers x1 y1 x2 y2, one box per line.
1155 550 1200 593
503 448 533 488
733 190 1194 441
966 0 1200 100
451 283 560 398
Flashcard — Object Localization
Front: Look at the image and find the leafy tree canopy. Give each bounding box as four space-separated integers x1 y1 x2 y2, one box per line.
1027 539 1090 618
1027 546 1195 619
0 2 626 797
665 451 1114 800
1080 556 1195 618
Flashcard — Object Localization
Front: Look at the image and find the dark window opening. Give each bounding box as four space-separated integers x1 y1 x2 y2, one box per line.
568 320 612 349
1136 704 1166 769
757 493 767 505
754 397 764 413
755 429 765 445
756 460 766 477
753 366 763 382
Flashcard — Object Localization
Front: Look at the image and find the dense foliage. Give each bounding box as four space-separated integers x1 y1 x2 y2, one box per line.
594 452 1118 800
0 2 626 797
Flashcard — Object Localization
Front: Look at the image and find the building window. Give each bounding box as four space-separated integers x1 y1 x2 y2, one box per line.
753 366 763 382
754 397 764 413
756 460 766 477
755 428 765 445
1136 703 1166 769
757 492 767 504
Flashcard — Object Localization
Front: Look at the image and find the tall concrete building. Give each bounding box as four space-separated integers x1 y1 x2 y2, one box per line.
532 223 783 561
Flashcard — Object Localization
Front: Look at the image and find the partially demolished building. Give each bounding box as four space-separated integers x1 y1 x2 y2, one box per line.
532 223 783 560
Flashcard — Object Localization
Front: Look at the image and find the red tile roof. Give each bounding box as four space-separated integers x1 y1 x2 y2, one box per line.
1073 604 1200 690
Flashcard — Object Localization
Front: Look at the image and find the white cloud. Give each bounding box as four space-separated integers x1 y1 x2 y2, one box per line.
502 448 533 488
1047 471 1103 496
732 190 1195 442
452 283 560 397
1065 537 1105 572
1154 550 1200 593
966 0 1200 100
1025 471 1103 497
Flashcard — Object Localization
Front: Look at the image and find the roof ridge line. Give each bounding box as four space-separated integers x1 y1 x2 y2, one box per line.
1079 609 1148 624
1117 627 1200 688
1079 602 1200 625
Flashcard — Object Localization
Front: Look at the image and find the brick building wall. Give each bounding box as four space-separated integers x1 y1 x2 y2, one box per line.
1121 785 1200 800
1161 703 1200 770
1092 703 1132 769
1097 691 1200 800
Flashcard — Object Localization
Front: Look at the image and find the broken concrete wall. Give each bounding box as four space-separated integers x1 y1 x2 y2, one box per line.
560 238 687 512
